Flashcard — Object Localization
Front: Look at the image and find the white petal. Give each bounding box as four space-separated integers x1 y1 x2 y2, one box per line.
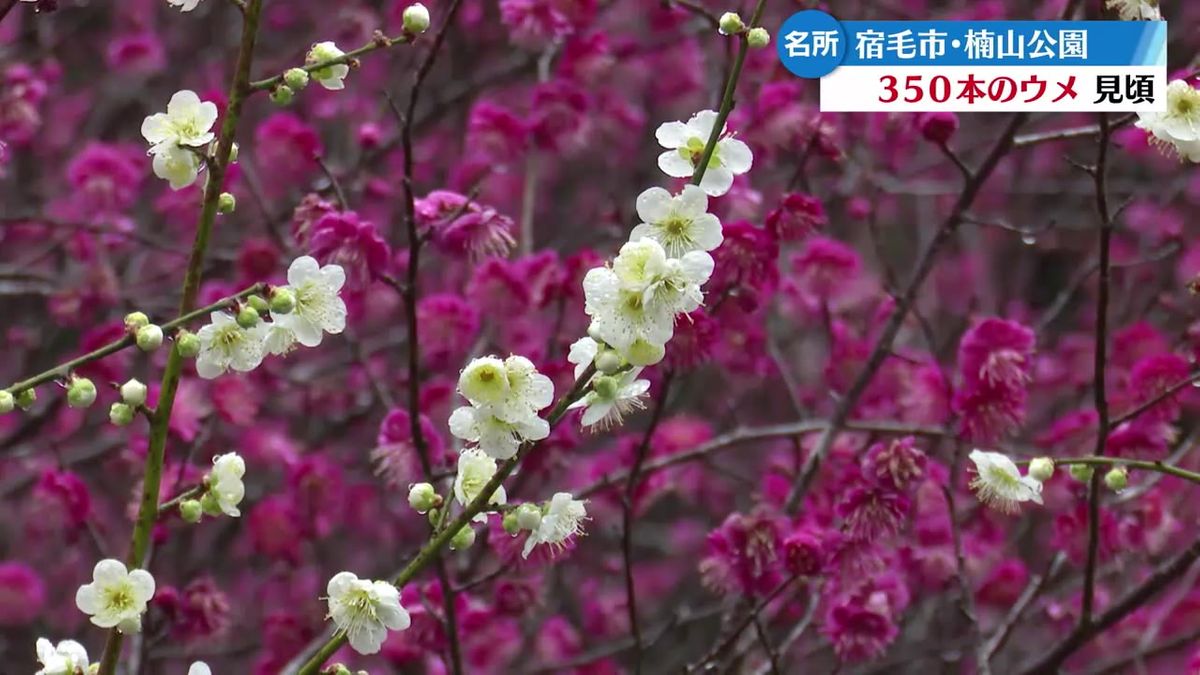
94 559 129 584
698 166 734 197
677 184 709 217
718 137 753 174
166 90 202 119
326 571 359 598
635 187 674 224
140 114 172 145
448 406 480 441
188 663 213 675
658 151 695 178
654 121 692 148
287 256 322 287
581 401 613 426
687 110 720 139
127 569 156 602
690 213 723 251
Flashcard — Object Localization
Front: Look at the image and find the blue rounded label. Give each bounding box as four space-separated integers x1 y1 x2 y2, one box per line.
776 10 847 79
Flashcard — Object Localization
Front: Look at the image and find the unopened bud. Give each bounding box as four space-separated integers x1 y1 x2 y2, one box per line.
1105 467 1128 492
217 192 237 214
120 378 148 406
200 491 223 517
502 510 521 536
247 294 270 314
109 402 135 427
747 27 770 48
124 311 149 331
592 375 620 401
408 482 438 513
718 11 744 35
15 388 36 411
176 330 201 359
284 67 310 90
449 525 476 550
402 3 431 33
136 324 164 352
1028 457 1055 482
1069 464 1094 482
270 85 294 106
0 391 13 414
594 350 623 375
236 306 261 329
515 503 542 531
269 287 296 315
179 499 203 523
66 376 97 409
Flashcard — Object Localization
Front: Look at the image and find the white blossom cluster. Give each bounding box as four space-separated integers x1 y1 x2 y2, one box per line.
448 355 554 459
194 256 346 379
140 90 219 190
1136 79 1200 163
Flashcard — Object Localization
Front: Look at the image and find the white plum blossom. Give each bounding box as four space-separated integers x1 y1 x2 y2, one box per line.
166 0 204 11
325 572 410 655
655 110 752 196
151 145 203 190
273 256 347 348
968 450 1044 513
568 369 650 430
141 90 218 152
1136 80 1200 162
35 638 88 675
522 492 588 558
457 356 511 408
448 404 549 460
209 452 246 517
568 336 599 379
1105 0 1161 20
262 320 299 356
457 355 553 421
195 311 268 379
188 664 212 675
75 559 155 634
454 448 506 521
631 185 723 257
307 42 350 90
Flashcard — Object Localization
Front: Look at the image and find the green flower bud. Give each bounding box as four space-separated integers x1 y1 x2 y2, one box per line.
592 375 620 401
200 491 223 517
1028 457 1055 482
179 499 203 523
1069 464 1094 482
449 525 476 551
15 388 36 411
515 502 542 531
594 350 623 375
247 294 270 314
402 3 431 33
176 330 201 359
330 665 353 675
270 85 295 106
0 391 13 414
217 192 237 214
124 311 150 331
427 507 440 526
236 305 261 329
228 142 239 164
66 377 97 409
269 287 296 314
284 67 310 90
718 11 745 35
120 378 148 406
502 510 521 536
408 482 439 513
136 324 164 352
109 402 135 427
1104 467 1128 492
747 27 770 48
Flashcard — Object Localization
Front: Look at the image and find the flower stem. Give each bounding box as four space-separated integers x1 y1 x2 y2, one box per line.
1039 456 1200 486
248 31 416 92
94 1 264 672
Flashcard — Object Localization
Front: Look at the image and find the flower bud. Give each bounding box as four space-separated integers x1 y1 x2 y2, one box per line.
449 525 476 550
236 306 261 329
427 507 440 526
66 376 97 409
109 402 135 427
330 665 352 675
408 482 438 513
592 375 620 401
269 287 296 314
284 67 310 90
136 324 164 352
124 311 149 331
120 378 148 406
747 27 770 48
247 294 270 314
200 491 223 517
179 499 203 523
1069 464 1094 482
270 85 294 106
228 142 239 164
15 388 36 411
402 3 431 33
917 111 959 145
0 391 13 414
718 12 744 35
515 503 542 531
1104 467 1128 492
176 330 201 358
502 511 521 535
594 350 623 375
217 192 237 214
1028 457 1055 482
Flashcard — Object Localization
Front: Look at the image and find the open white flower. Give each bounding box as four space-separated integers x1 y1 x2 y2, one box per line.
522 492 588 558
151 144 202 190
274 256 347 348
454 448 506 521
448 405 549 460
568 370 650 430
631 185 723 257
36 638 88 675
968 450 1044 513
188 663 211 675
141 90 218 153
307 42 350 90
1105 0 1161 20
458 356 511 408
568 337 600 379
262 320 298 356
499 355 554 416
209 452 246 517
195 311 268 379
583 266 673 364
166 0 204 11
1136 80 1200 162
75 559 155 634
326 572 410 655
655 110 753 196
